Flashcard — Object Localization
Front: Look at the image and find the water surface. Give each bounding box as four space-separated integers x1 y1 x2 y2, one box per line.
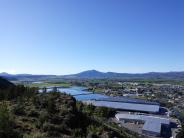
58 86 108 101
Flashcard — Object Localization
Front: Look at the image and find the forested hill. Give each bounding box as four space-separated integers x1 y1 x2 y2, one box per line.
0 77 15 89
0 78 137 138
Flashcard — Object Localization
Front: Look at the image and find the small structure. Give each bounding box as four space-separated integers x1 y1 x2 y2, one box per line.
115 113 170 137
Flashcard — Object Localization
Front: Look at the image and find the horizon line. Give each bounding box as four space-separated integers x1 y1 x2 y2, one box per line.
0 69 184 76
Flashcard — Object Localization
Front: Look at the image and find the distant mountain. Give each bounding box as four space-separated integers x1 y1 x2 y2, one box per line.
63 70 135 78
1 70 184 80
0 72 35 77
0 72 17 80
63 70 184 79
0 77 15 89
72 70 134 78
0 72 57 81
75 70 106 78
0 72 12 76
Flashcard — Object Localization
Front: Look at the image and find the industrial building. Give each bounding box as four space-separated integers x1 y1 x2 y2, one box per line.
91 97 160 113
97 97 160 106
115 113 170 137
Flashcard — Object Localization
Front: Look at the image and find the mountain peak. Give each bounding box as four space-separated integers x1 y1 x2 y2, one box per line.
75 70 104 78
0 72 11 76
84 69 101 73
63 70 184 79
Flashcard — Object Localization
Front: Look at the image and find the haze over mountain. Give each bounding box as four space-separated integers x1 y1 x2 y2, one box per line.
0 72 56 81
1 70 184 80
64 70 184 79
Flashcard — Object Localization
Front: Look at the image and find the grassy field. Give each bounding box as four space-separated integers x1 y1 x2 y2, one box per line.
24 82 71 88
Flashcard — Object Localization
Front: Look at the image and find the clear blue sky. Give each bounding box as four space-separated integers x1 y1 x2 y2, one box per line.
0 0 183 75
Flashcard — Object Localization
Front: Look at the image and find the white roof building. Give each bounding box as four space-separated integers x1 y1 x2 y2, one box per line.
115 113 170 136
92 101 160 113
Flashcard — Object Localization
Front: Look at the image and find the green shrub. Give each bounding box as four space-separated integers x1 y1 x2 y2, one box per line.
12 103 25 116
72 128 84 138
87 132 99 138
36 111 49 128
23 132 46 138
46 97 56 114
0 102 19 138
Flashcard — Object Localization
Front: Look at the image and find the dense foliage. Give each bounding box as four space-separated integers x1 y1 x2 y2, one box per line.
0 78 136 138
0 85 38 101
0 77 15 89
0 102 20 138
4 92 132 138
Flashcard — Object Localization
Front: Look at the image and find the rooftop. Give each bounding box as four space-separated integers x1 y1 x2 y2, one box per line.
116 113 170 135
96 97 160 105
91 101 160 113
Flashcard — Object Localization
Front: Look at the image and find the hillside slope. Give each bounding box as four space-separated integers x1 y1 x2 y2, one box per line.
0 79 137 138
0 77 15 89
3 92 136 138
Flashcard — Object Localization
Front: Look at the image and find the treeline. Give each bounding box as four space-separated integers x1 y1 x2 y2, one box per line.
76 102 116 118
0 85 38 100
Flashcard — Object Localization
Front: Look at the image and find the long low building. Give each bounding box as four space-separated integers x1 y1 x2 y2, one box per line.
96 97 160 106
115 113 170 137
92 101 160 113
85 97 160 113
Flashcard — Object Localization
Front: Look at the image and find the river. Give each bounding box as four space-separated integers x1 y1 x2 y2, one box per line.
58 86 109 101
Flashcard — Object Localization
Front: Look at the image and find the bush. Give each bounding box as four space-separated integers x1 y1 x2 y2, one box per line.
12 103 25 116
42 122 69 136
72 129 84 137
46 97 56 114
87 132 99 138
36 111 49 128
0 102 19 138
94 107 115 118
23 132 46 138
27 109 39 118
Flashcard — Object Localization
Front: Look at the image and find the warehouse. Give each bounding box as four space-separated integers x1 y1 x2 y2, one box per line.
115 113 170 137
90 97 160 113
97 97 160 106
91 101 160 113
